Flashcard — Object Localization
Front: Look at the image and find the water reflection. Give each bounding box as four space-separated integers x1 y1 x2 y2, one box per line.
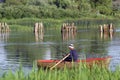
34 31 44 42
43 47 51 60
108 31 120 71
0 32 10 74
100 31 114 40
0 26 120 75
0 32 9 42
61 31 76 41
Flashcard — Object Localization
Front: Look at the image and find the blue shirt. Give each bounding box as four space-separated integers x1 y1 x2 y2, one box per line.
69 50 78 61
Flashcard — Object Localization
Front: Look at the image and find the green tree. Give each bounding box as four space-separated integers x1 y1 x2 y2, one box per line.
53 0 72 9
77 0 91 12
5 0 28 5
90 0 112 15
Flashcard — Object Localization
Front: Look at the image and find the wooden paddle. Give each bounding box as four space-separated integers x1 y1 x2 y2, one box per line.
50 53 70 70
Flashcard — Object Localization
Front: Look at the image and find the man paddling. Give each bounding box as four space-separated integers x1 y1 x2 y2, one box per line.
64 44 78 62
50 44 78 70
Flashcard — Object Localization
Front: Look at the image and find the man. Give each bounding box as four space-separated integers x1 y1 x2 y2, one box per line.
64 44 78 62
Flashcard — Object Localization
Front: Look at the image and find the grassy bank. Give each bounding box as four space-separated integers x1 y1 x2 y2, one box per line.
0 63 120 80
0 18 120 31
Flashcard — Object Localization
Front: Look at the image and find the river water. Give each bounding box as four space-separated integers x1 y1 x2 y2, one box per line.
0 25 120 75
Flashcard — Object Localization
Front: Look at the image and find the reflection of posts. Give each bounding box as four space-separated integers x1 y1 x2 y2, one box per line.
35 31 39 42
100 31 103 39
62 31 76 41
100 31 114 40
103 31 109 40
109 32 113 40
34 22 44 42
0 31 10 42
35 31 44 42
99 23 115 40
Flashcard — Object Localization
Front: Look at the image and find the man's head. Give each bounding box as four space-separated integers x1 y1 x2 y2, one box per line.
68 44 74 49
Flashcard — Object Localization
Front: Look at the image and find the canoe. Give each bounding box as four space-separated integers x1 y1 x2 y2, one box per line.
37 56 112 69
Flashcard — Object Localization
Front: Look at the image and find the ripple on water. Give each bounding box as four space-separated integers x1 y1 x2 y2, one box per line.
108 43 120 71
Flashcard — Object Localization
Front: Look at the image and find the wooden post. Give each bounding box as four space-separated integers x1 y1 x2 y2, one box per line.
4 22 10 32
0 23 1 32
99 25 103 32
109 23 114 32
34 22 39 33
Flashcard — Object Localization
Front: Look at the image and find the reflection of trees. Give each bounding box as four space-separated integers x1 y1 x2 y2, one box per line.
52 44 69 59
0 32 10 70
100 31 114 40
61 31 76 41
4 32 44 66
87 31 110 58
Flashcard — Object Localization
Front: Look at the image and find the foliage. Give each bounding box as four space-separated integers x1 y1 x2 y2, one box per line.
0 0 119 19
90 0 113 15
77 0 92 13
0 64 120 80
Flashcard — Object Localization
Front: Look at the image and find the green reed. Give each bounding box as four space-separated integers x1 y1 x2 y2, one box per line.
10 25 33 32
0 63 120 80
1 18 120 32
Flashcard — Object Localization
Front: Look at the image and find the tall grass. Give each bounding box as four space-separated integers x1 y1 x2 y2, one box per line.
0 63 120 80
9 25 33 32
0 18 120 32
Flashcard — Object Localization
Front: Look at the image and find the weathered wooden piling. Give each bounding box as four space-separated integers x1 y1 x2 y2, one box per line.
109 23 114 32
99 23 115 40
99 23 115 32
0 22 10 32
62 30 76 41
61 22 77 32
61 22 77 41
34 22 44 42
99 25 103 32
34 22 44 33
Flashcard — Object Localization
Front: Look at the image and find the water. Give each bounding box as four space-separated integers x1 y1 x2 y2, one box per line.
0 26 120 75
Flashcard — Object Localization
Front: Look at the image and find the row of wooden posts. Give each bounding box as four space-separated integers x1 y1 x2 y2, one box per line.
99 23 115 40
34 22 77 33
0 22 10 32
34 22 44 42
34 22 77 41
0 22 115 41
61 23 77 32
0 22 77 33
0 22 115 33
99 23 114 32
34 22 44 33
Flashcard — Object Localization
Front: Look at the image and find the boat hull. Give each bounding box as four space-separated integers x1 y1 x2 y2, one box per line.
37 56 111 69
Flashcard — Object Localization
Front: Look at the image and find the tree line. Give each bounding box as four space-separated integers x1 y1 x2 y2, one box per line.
0 0 119 19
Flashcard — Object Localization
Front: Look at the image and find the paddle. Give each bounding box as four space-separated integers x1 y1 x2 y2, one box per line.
50 53 70 70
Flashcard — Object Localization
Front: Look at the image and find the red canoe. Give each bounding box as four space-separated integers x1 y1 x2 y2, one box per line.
37 56 112 69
